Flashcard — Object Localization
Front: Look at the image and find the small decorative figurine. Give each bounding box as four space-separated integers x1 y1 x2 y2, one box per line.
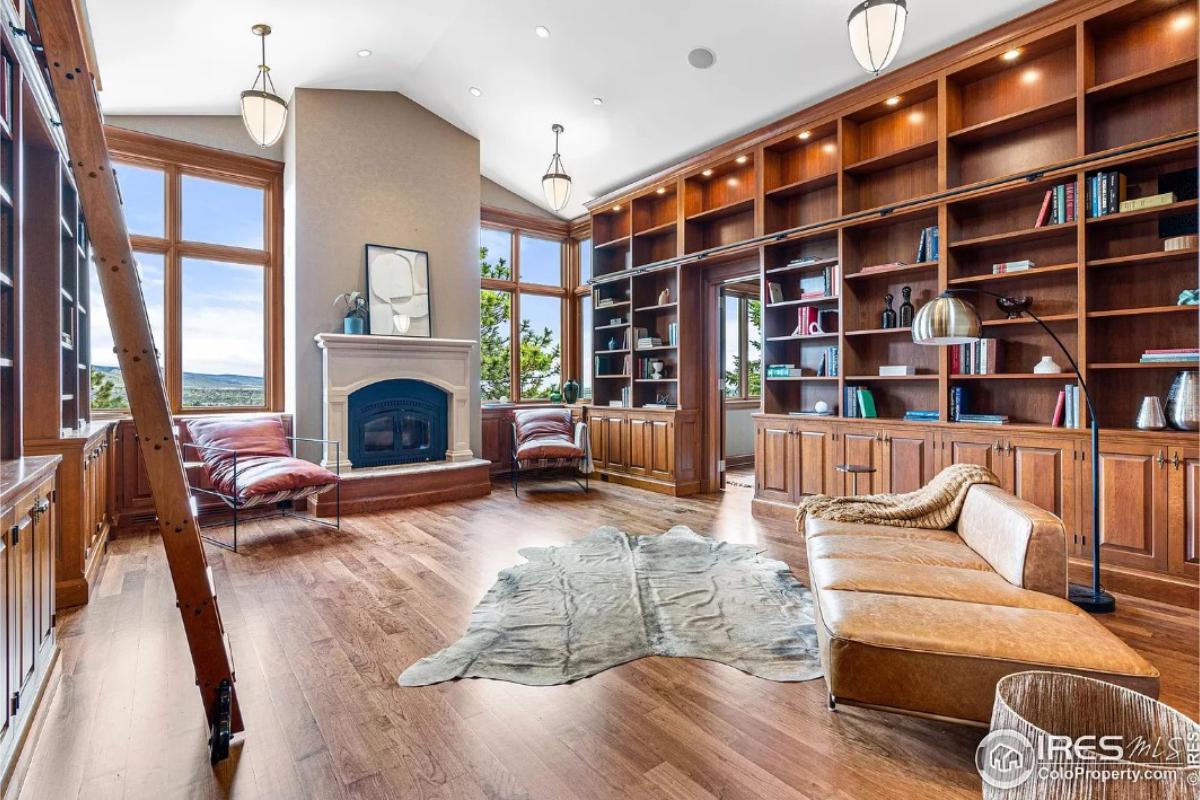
658 287 672 305
649 359 665 379
881 293 897 329
899 286 914 327
607 335 617 351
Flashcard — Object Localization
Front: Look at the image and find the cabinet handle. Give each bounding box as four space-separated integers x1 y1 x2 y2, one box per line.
993 440 1001 453
1004 441 1012 454
1156 450 1165 467
1172 452 1180 470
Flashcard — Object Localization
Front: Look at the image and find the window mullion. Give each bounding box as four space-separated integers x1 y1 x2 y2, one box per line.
165 163 183 411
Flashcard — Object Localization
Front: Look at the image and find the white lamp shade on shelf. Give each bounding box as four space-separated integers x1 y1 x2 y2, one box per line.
847 0 908 75
241 90 288 148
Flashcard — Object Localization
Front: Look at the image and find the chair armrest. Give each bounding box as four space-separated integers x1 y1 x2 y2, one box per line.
574 421 588 449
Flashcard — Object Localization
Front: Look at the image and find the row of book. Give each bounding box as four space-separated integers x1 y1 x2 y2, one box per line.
843 386 878 419
951 338 1003 375
793 307 838 336
914 225 940 263
1087 171 1127 218
595 354 632 376
607 386 633 407
767 264 840 304
766 364 806 378
1051 384 1082 429
817 345 839 377
1034 182 1077 227
903 410 939 422
631 322 678 349
1139 347 1198 364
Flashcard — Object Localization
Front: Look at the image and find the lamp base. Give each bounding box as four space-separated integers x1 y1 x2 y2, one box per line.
1068 582 1117 614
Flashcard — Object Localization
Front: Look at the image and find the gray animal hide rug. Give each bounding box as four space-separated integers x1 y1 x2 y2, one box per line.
398 525 823 687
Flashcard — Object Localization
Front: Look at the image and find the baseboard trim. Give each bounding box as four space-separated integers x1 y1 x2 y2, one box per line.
751 496 797 522
1068 558 1199 610
595 471 700 496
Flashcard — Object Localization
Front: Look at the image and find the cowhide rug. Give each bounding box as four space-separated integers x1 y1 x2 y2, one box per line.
398 525 823 687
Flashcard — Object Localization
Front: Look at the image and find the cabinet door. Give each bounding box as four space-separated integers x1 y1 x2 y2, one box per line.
755 421 797 503
941 431 1006 476
627 418 650 476
648 419 674 482
1091 443 1169 573
1168 445 1199 580
796 427 834 497
0 513 10 742
1007 436 1077 544
880 428 935 495
605 416 627 471
9 508 34 695
589 413 608 468
837 428 881 495
35 490 54 648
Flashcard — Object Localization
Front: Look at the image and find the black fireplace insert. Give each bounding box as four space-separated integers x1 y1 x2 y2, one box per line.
346 379 448 468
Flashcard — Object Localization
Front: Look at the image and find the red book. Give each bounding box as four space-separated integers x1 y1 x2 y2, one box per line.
1051 390 1066 427
1034 189 1053 227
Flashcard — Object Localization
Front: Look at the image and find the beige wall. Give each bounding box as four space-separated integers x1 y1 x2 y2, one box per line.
284 88 482 449
104 114 284 162
481 176 559 219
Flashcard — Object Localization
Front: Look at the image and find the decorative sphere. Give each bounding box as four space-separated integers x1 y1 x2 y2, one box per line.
814 400 830 414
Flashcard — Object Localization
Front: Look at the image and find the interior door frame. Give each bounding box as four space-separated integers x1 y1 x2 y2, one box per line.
699 253 763 493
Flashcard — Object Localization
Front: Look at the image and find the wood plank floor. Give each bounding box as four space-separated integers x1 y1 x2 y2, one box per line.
11 469 1198 799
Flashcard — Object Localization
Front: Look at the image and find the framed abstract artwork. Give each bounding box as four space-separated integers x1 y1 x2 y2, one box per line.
365 244 432 337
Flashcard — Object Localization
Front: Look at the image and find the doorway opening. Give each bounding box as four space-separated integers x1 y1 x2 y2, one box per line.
719 275 762 490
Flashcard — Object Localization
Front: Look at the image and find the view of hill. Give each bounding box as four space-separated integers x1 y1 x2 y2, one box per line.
92 365 264 408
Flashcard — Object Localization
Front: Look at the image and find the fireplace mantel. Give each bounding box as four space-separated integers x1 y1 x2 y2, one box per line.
314 334 476 470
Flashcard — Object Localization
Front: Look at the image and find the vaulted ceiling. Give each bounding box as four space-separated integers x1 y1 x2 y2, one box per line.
89 0 1047 217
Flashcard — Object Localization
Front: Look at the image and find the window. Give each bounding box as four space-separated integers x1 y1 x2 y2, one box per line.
574 236 592 399
90 128 283 412
480 213 581 404
722 292 761 400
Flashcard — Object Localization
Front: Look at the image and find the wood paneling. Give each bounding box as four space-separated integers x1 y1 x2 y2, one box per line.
797 428 834 497
1096 444 1169 571
754 422 795 503
882 428 936 494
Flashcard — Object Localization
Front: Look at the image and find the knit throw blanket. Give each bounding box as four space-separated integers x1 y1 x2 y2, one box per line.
795 463 1000 531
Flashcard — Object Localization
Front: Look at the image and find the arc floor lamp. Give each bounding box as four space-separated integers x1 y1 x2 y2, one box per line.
912 288 1116 614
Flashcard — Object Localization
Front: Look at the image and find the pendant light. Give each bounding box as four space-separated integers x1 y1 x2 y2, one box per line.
541 124 572 212
241 24 288 148
847 0 908 76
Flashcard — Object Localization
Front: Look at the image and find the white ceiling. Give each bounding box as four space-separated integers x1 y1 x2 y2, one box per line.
89 0 1048 218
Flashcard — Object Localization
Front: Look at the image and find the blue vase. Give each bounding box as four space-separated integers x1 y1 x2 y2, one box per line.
344 316 365 334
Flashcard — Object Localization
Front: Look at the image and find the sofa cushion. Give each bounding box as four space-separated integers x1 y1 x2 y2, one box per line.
807 533 995 573
805 517 961 544
957 484 1067 596
514 409 574 444
516 439 584 460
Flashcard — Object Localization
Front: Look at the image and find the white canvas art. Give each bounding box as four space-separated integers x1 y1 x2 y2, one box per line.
366 245 431 337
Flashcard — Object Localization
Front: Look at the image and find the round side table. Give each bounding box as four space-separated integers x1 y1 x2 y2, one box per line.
835 463 876 495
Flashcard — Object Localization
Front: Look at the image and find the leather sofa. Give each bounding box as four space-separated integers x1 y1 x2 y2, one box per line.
805 483 1160 725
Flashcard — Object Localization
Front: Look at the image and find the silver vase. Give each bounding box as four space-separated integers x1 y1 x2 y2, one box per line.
1165 370 1200 431
1135 396 1166 430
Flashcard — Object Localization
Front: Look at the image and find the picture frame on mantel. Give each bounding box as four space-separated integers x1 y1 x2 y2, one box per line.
365 243 432 337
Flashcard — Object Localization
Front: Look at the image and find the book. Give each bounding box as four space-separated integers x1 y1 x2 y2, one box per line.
1164 235 1199 251
768 282 784 303
903 410 939 421
879 365 916 376
950 385 970 421
1119 192 1175 213
855 387 878 419
1035 189 1053 227
1144 348 1200 354
992 259 1035 274
916 227 929 263
859 262 906 275
957 414 1009 425
1051 390 1066 427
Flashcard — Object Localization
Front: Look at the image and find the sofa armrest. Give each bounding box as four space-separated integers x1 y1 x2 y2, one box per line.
956 484 1067 597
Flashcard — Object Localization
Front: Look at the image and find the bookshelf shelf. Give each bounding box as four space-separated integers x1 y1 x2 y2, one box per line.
1086 248 1199 269
844 261 937 281
596 374 632 379
635 345 678 352
843 140 938 175
844 374 939 381
1086 305 1197 318
595 300 631 309
765 171 838 199
1089 362 1199 370
765 332 837 342
1085 198 1198 225
950 373 1075 380
1086 56 1199 101
595 349 630 355
633 219 677 237
948 263 1077 285
594 322 629 331
685 196 754 223
595 235 631 250
766 295 839 308
765 256 840 276
764 376 837 382
980 313 1077 328
844 326 913 337
950 222 1075 249
948 96 1076 144
633 302 678 313
635 378 678 383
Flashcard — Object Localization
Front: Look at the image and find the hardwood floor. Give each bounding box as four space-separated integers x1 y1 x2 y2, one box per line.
10 472 1198 799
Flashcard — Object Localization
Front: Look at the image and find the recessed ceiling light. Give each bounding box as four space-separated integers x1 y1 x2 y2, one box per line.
735 155 748 164
592 97 604 106
357 49 372 58
656 187 666 195
535 25 551 38
822 143 836 153
687 47 716 70
885 95 901 106
612 204 622 212
1021 68 1041 84
1002 48 1021 62
701 169 714 177
726 178 739 187
798 130 811 140
469 86 482 97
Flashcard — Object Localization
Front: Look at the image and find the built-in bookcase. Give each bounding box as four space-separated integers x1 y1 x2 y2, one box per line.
590 0 1199 435
0 38 17 458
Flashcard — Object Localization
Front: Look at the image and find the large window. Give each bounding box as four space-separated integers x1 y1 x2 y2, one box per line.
480 223 568 402
723 292 761 399
90 128 283 412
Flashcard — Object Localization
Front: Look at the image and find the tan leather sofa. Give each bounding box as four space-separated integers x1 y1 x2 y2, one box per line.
805 483 1160 725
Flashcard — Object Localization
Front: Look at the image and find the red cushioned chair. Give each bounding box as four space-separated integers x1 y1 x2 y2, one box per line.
511 408 590 495
184 416 341 551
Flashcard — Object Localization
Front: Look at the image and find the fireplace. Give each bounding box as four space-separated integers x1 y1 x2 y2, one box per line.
347 379 448 468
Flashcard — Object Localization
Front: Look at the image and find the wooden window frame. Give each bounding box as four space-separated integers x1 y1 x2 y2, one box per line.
723 291 761 402
480 206 583 405
102 126 284 414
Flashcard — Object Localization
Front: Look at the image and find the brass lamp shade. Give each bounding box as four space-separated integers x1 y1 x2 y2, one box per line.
912 293 981 345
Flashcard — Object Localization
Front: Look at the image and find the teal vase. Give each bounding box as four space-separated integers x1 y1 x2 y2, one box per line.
562 380 580 404
344 316 365 334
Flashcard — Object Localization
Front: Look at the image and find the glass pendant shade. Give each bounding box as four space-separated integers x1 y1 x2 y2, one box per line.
847 0 908 75
541 124 572 211
241 89 287 148
912 293 982 345
241 24 288 149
